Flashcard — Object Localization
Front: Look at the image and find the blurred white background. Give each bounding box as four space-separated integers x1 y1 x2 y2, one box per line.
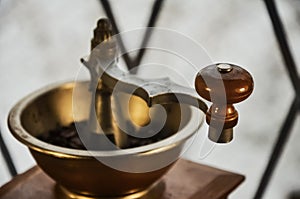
0 0 300 198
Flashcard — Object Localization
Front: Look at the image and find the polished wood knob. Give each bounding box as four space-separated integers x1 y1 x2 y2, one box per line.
195 63 254 143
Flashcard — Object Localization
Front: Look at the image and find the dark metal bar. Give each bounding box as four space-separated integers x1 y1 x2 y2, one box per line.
254 97 299 199
254 0 300 198
264 0 300 93
133 0 165 68
99 0 133 68
0 130 17 177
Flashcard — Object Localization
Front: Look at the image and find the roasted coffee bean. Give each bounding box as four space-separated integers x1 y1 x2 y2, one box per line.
69 137 85 149
37 121 168 150
61 129 77 139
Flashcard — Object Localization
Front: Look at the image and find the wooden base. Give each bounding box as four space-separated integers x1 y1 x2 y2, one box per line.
0 159 244 199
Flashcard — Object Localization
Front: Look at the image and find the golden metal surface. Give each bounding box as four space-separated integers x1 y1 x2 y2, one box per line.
56 181 165 199
93 85 129 148
8 81 203 198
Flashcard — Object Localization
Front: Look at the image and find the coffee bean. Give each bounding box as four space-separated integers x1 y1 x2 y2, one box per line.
37 121 168 150
61 129 77 139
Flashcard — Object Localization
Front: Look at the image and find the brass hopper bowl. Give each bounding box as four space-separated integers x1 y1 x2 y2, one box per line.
8 81 204 198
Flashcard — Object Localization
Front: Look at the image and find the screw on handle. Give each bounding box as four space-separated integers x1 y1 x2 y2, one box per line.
195 63 254 143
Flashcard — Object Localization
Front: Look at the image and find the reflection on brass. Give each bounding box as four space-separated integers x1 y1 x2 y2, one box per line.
195 63 254 143
8 81 200 198
94 83 128 148
56 180 165 199
129 96 151 127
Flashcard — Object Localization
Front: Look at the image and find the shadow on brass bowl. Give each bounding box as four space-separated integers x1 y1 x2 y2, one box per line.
8 81 204 198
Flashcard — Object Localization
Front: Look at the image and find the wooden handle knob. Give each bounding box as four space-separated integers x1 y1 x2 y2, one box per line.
195 63 254 143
